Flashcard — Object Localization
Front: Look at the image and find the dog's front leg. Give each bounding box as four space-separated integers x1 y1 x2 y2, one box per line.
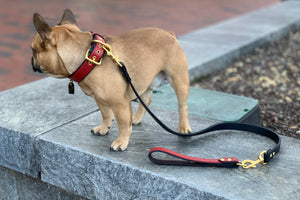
92 101 113 136
110 101 133 151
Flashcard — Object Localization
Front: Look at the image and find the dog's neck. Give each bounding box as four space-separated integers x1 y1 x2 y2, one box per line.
56 29 93 77
68 33 106 82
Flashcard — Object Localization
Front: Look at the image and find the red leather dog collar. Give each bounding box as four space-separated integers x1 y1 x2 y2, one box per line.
68 33 105 82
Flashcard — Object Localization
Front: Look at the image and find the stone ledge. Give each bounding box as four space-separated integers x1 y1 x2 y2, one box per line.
0 165 86 200
0 77 259 180
0 78 98 177
38 110 300 200
179 1 300 81
1 77 300 199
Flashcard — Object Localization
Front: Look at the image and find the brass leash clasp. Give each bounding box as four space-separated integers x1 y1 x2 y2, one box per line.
91 39 123 67
237 150 267 169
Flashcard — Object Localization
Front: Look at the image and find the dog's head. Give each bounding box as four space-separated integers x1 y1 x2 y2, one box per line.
31 9 91 78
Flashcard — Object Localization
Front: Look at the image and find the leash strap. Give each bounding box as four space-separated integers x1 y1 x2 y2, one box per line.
148 124 280 168
120 62 281 168
89 37 281 169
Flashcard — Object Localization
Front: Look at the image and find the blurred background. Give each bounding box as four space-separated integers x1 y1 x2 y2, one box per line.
0 0 278 91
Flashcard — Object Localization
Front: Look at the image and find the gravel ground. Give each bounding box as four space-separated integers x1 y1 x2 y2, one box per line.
192 31 300 139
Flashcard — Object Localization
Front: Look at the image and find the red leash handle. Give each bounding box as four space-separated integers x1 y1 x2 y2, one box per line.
148 147 239 168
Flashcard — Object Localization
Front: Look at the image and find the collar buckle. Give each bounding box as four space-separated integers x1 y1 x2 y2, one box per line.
85 49 102 65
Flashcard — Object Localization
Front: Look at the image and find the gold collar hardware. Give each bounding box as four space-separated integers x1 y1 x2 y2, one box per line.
237 150 267 169
91 39 123 67
85 49 102 65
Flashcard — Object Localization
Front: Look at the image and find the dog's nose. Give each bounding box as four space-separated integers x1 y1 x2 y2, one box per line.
31 56 43 73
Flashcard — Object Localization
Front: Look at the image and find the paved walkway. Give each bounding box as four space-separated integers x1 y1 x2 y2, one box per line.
0 0 278 91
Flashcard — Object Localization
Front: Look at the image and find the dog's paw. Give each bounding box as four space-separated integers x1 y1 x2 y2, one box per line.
110 138 128 151
132 115 142 125
178 124 192 134
91 125 110 136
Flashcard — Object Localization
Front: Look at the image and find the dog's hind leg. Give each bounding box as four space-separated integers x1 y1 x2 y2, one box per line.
132 88 152 125
166 57 192 133
170 77 192 133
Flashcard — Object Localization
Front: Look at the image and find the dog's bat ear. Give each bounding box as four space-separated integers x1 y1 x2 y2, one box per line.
58 9 77 25
33 13 52 41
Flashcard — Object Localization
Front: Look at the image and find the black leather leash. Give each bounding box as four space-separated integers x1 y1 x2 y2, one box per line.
89 38 281 168
119 62 281 168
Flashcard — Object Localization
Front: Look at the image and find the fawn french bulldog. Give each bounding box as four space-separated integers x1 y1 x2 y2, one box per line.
31 9 191 151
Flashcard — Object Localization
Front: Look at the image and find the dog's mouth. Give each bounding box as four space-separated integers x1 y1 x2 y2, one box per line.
31 56 43 73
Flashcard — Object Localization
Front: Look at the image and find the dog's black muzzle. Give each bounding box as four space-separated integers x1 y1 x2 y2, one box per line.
31 56 43 73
